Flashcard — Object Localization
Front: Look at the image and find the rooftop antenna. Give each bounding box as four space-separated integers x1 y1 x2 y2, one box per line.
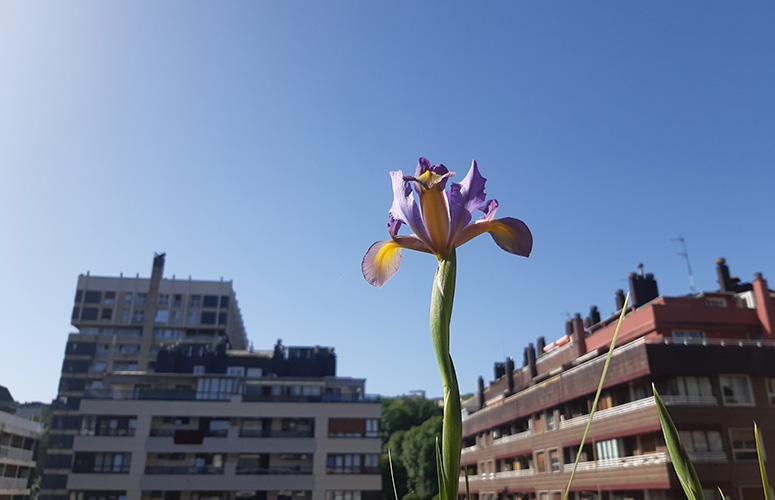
672 236 697 294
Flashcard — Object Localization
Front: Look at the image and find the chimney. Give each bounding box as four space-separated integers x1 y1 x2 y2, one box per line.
615 289 626 311
494 362 506 381
505 357 515 395
753 273 775 338
587 306 600 327
477 376 485 409
526 343 537 379
536 337 546 356
522 348 528 368
572 313 587 358
565 319 573 336
629 269 659 308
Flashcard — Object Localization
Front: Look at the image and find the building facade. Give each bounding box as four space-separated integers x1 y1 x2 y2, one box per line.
1 386 44 500
41 255 381 500
459 259 775 500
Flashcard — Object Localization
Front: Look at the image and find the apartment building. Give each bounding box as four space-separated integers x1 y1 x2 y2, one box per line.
41 255 381 500
1 385 44 500
459 258 775 500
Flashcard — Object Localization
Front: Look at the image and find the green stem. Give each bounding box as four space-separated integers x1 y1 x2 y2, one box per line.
430 249 461 500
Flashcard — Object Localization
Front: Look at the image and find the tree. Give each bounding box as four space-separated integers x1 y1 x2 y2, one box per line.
380 397 443 500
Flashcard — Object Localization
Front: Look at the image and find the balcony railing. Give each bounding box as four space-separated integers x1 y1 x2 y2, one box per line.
86 389 379 403
492 429 531 445
459 468 534 482
659 395 718 406
559 397 656 430
0 445 34 462
688 451 727 462
562 451 669 472
239 430 314 438
0 477 29 490
461 445 477 455
144 465 224 475
235 465 313 475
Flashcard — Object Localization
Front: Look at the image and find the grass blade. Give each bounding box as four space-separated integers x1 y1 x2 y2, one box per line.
435 437 447 500
654 387 704 500
388 449 400 500
755 422 771 500
718 487 726 500
563 293 629 500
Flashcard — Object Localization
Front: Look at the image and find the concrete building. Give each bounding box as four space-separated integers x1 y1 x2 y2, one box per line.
1 385 45 500
459 258 775 500
41 255 381 500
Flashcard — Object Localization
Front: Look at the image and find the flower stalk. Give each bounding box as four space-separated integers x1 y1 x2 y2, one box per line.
430 250 461 500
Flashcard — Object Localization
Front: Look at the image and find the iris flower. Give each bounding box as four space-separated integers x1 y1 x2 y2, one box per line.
362 158 533 287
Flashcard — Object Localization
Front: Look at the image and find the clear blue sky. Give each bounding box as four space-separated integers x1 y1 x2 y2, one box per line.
1 2 774 403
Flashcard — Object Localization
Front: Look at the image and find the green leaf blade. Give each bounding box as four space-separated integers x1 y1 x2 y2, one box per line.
654 388 704 500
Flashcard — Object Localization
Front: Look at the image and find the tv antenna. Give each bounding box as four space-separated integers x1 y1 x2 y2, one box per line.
672 236 697 294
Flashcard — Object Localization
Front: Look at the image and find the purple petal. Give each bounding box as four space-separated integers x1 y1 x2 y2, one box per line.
388 171 431 244
487 217 533 257
415 157 432 177
448 160 488 241
479 199 498 221
452 216 532 258
362 241 403 287
387 216 402 238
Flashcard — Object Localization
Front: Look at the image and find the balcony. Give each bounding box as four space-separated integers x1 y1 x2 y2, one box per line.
238 429 314 438
0 477 29 491
562 451 669 472
144 465 224 475
492 429 531 445
659 395 718 406
688 451 727 462
0 445 34 462
460 468 534 482
235 465 313 475
559 397 656 429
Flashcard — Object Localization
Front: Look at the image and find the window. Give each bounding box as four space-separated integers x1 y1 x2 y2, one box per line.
366 419 379 438
706 298 728 308
92 362 106 372
227 366 245 376
246 368 263 378
201 312 216 325
81 307 99 321
121 309 130 323
101 308 113 320
104 291 116 305
170 310 180 324
548 449 560 472
535 451 546 473
84 291 102 304
157 294 169 306
123 293 133 305
135 293 148 306
188 311 200 325
116 344 140 354
154 329 183 339
326 454 379 474
730 428 759 461
218 312 228 325
595 438 624 460
196 378 233 400
766 379 775 405
190 295 201 308
203 295 219 308
679 430 724 455
132 310 145 323
75 290 83 302
155 310 169 323
326 491 362 500
73 452 131 473
220 296 230 308
673 330 706 342
546 412 557 431
720 375 754 405
194 365 206 374
72 306 80 320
